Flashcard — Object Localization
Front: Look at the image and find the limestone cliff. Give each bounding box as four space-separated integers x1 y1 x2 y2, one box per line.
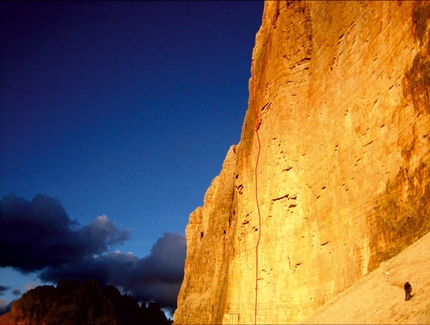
174 1 430 324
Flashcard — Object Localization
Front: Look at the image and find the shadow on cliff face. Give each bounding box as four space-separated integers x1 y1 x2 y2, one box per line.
405 52 430 116
368 164 430 271
367 2 430 272
412 2 430 45
408 2 430 115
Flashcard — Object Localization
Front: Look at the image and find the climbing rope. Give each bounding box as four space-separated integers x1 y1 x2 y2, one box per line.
251 58 262 325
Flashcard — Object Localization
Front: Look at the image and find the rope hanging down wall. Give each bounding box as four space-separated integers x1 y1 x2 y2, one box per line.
252 25 273 323
251 57 262 325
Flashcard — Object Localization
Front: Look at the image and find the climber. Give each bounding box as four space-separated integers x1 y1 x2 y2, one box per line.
404 281 412 301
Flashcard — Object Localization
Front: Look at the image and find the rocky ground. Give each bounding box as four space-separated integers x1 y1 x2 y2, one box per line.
302 231 430 324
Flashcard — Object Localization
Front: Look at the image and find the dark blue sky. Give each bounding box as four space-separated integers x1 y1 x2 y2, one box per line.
0 0 263 314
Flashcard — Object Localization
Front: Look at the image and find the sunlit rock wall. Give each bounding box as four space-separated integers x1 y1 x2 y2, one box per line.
174 1 430 324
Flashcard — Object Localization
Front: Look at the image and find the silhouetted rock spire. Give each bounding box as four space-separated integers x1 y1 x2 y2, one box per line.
0 279 172 325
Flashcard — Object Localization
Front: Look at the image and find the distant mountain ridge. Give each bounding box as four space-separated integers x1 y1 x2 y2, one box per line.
0 279 171 325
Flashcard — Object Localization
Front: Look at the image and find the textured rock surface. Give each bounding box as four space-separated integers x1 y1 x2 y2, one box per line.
0 279 171 325
174 1 430 324
302 231 430 324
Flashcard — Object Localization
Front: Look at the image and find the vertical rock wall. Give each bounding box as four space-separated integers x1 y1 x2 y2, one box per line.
174 1 430 324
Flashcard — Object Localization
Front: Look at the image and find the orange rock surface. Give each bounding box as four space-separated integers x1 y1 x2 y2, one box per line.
174 1 430 324
301 231 430 324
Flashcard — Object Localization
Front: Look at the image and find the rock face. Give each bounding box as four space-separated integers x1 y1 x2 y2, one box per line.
174 1 430 324
301 231 430 324
0 279 171 325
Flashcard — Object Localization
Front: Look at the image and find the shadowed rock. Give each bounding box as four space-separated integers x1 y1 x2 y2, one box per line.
0 279 172 325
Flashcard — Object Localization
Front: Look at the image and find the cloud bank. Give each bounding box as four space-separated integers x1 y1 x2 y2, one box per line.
0 194 130 272
12 289 21 296
0 194 186 311
0 286 10 296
